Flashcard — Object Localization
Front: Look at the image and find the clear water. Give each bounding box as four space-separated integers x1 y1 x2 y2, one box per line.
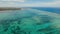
31 7 60 14
0 9 60 34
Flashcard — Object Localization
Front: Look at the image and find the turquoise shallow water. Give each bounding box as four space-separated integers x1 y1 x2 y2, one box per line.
0 9 60 34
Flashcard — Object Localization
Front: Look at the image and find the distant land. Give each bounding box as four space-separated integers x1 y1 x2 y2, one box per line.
0 7 21 11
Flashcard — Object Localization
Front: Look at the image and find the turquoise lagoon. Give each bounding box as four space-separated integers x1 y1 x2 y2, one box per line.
0 9 60 34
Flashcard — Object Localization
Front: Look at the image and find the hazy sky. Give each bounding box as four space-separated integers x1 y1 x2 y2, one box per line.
0 0 60 7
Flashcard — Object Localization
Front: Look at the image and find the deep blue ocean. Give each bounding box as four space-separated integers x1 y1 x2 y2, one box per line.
31 7 60 14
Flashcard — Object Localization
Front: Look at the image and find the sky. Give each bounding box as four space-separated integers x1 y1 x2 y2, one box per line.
0 0 60 7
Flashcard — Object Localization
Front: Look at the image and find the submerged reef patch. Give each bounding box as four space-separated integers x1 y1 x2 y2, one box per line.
0 9 60 34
